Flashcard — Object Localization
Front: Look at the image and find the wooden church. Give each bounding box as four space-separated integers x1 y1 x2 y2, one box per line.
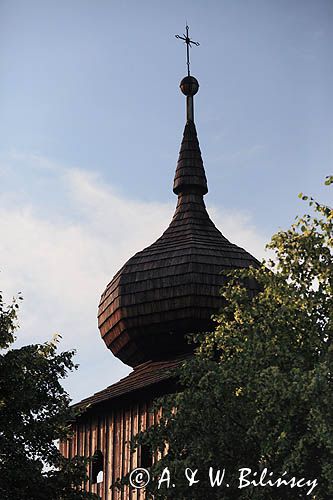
60 38 259 499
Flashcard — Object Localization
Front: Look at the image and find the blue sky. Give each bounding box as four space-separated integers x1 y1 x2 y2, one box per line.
0 0 332 402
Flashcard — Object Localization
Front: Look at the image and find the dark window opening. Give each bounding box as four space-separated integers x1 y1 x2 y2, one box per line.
140 444 153 468
91 449 104 484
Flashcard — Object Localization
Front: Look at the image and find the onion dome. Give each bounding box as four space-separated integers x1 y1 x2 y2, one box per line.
98 77 259 367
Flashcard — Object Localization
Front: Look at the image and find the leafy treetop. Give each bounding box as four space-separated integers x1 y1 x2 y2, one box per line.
128 178 332 500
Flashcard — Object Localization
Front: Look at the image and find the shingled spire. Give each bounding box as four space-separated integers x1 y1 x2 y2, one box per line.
173 120 208 195
173 30 208 196
97 57 260 367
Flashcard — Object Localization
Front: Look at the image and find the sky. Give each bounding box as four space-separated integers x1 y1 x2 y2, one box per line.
0 0 332 402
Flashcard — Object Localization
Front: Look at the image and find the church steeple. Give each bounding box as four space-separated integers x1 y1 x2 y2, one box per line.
173 26 207 196
97 33 260 367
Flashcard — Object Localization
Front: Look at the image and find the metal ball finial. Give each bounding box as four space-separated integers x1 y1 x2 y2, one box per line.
180 75 199 96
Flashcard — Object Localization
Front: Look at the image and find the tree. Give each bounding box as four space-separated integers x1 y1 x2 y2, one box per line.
0 293 98 500
130 178 333 500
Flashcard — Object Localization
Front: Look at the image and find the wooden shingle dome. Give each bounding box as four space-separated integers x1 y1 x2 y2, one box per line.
98 114 259 367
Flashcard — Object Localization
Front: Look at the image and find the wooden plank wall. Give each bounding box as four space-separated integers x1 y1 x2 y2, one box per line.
60 401 157 500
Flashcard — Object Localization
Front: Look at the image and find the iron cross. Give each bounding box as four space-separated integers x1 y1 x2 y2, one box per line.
175 25 200 76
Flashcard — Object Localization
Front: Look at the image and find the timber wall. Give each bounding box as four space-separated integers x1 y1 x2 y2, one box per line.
60 401 158 500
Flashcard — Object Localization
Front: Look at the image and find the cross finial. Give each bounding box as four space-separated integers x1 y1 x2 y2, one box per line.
175 25 200 76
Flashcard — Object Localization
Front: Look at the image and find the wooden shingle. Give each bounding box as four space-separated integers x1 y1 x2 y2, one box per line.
98 120 260 367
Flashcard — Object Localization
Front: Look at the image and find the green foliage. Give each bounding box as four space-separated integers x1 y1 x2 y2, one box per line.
0 295 98 500
130 181 333 500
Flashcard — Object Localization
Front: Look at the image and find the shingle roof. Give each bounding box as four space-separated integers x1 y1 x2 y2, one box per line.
98 120 260 367
73 356 188 410
173 120 208 195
